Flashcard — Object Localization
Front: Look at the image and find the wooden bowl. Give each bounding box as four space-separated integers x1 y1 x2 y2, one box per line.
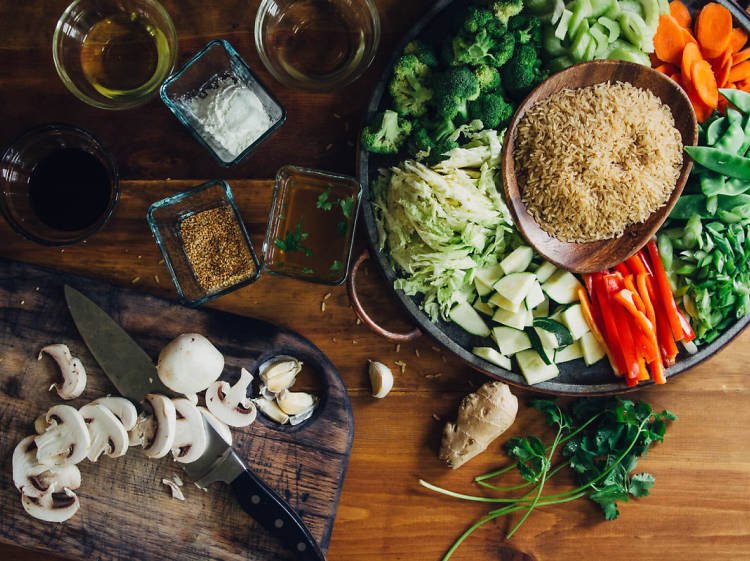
501 60 698 273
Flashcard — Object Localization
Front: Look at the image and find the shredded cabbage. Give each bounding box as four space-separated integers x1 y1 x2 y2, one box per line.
373 129 521 321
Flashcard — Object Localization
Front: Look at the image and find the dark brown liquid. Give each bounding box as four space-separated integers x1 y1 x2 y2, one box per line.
29 149 111 231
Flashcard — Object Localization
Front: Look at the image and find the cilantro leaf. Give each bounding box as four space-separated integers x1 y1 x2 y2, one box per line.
337 221 348 236
339 196 354 219
274 239 287 251
628 472 655 497
276 217 312 256
317 187 333 211
331 260 343 271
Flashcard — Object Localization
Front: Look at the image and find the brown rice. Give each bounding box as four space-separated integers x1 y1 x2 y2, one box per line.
514 81 683 243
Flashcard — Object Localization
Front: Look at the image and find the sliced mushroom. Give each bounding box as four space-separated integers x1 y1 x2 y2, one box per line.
205 368 257 428
258 356 302 395
34 414 51 434
156 334 224 399
38 344 87 400
253 397 290 425
128 414 154 447
171 398 207 463
162 478 185 500
79 403 129 462
198 406 232 445
34 405 91 467
139 394 176 458
90 397 138 431
276 390 316 416
22 488 80 522
13 436 81 498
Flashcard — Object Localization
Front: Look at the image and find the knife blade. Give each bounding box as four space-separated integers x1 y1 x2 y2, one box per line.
64 285 326 561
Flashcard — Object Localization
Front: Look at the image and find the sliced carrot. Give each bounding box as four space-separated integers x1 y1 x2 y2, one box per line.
716 50 733 87
681 41 703 88
686 84 713 122
692 59 719 107
654 14 689 64
729 28 748 53
682 26 698 45
655 63 678 75
729 61 750 83
670 73 684 88
669 0 692 28
733 48 750 66
696 2 733 59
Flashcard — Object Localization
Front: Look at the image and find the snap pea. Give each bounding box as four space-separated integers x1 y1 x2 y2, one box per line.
706 117 727 146
714 122 746 155
719 88 750 114
684 146 750 180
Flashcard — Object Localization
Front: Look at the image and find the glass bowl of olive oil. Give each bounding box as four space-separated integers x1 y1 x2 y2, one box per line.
53 0 177 110
254 0 380 91
263 165 362 285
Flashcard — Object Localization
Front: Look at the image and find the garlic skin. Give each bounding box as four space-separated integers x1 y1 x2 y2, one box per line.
369 361 394 399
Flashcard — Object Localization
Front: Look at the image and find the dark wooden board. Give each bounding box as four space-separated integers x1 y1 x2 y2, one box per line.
0 258 354 561
356 0 750 395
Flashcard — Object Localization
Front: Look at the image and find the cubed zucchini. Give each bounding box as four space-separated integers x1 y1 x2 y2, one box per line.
475 264 504 287
561 303 590 340
472 347 512 370
492 326 532 356
492 306 532 331
542 270 583 304
516 349 560 384
525 280 546 310
500 246 534 275
450 302 491 337
580 331 606 365
534 261 557 283
492 272 537 311
555 341 584 363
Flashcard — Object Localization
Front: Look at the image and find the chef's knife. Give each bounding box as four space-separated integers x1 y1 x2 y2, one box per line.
64 285 326 561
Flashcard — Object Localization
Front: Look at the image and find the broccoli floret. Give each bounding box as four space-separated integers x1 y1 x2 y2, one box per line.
389 55 434 117
361 110 412 154
407 126 435 157
474 65 501 92
403 40 439 68
485 18 508 38
468 93 514 129
510 15 542 47
450 28 499 67
463 7 494 33
492 0 523 25
407 120 458 166
433 67 480 102
500 44 546 100
492 33 516 67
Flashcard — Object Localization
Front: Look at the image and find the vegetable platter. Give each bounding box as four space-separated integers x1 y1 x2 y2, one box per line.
355 0 750 395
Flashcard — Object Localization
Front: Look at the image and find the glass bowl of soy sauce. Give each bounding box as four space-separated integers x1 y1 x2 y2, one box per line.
0 124 119 246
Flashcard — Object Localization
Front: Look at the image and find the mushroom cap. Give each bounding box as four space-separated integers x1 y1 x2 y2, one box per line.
35 405 91 467
205 368 257 428
79 403 129 462
90 397 138 431
22 488 80 523
156 334 224 395
198 407 232 445
171 398 208 463
38 344 87 400
13 436 81 498
141 394 176 458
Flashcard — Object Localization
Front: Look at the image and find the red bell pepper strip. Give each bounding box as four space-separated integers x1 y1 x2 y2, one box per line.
646 240 686 341
594 275 627 375
636 273 667 384
577 286 620 375
677 308 696 342
603 274 640 382
614 263 631 278
613 289 658 364
626 251 651 276
622 275 645 313
583 273 606 341
644 273 679 366
637 356 650 381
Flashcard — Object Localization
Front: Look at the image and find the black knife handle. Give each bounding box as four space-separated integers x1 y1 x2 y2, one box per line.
231 467 326 561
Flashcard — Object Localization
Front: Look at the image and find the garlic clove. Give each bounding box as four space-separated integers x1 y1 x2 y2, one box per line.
276 390 316 416
253 397 289 424
259 357 302 394
369 361 394 399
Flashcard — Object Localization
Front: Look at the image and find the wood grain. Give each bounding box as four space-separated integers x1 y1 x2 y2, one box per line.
0 258 353 561
502 60 698 273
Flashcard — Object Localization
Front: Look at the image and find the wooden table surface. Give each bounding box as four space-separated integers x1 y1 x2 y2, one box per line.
2 2 750 561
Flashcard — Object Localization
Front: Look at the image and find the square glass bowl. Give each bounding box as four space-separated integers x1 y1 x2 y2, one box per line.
160 40 286 167
262 165 362 285
147 180 261 306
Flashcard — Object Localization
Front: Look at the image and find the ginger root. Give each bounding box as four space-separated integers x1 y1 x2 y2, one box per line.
439 381 518 469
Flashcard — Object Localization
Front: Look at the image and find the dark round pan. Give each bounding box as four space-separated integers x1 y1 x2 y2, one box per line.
354 0 750 395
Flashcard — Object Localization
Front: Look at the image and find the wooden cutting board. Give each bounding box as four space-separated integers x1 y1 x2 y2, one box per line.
0 258 354 561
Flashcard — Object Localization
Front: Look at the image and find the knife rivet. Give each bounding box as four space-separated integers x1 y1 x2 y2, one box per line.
251 495 261 505
297 543 307 552
274 519 284 528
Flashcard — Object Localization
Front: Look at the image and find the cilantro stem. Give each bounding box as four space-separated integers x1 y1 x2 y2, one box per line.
474 412 603 483
418 480 524 503
475 461 569 492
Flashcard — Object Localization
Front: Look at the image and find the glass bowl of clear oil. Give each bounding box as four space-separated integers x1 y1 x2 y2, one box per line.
254 0 380 92
53 0 177 110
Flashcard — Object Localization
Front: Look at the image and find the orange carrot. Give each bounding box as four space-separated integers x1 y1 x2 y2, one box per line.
733 48 750 65
670 0 692 28
686 84 713 122
681 41 703 88
670 73 684 88
692 59 719 107
696 3 733 59
650 52 664 66
655 63 677 75
729 28 748 53
729 61 750 83
654 14 689 64
682 26 698 45
716 50 733 88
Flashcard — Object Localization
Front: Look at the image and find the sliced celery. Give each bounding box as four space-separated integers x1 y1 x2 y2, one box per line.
582 34 598 60
597 16 621 42
619 11 652 53
606 39 651 65
568 0 593 38
589 0 617 18
550 0 567 24
555 9 574 39
589 23 610 57
639 0 661 31
570 20 592 61
544 25 568 57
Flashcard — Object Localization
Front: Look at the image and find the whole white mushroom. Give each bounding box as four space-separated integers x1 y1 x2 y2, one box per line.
156 334 224 398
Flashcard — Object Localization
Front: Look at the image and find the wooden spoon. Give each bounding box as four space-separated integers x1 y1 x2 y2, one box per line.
501 60 698 274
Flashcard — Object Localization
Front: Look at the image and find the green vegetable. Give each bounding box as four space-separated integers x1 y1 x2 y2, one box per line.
468 92 514 129
274 217 312 256
316 187 333 211
403 40 439 67
388 55 434 118
500 44 547 100
492 0 524 25
473 65 501 93
720 88 750 114
361 110 412 154
685 146 750 180
339 196 354 219
420 398 676 560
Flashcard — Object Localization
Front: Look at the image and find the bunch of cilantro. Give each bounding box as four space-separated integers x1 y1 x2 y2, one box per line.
421 397 676 561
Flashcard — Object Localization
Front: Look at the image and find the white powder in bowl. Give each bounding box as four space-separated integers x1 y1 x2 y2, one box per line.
181 75 273 162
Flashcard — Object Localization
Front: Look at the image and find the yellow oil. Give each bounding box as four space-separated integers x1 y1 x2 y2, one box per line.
80 12 171 100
